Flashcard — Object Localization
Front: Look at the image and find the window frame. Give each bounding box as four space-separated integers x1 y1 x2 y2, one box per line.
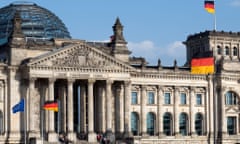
164 92 171 105
148 91 155 104
180 93 187 105
196 94 202 105
131 91 138 105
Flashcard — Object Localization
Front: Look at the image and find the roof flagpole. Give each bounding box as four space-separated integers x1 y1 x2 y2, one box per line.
214 0 216 31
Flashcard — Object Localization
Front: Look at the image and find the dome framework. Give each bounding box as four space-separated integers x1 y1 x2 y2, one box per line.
0 1 71 39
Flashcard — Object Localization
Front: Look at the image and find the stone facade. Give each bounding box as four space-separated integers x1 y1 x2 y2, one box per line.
0 3 239 144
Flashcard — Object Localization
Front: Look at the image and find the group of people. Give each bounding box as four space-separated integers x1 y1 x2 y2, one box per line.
58 132 72 144
97 133 111 144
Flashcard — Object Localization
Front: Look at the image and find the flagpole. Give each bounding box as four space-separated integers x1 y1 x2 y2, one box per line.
24 98 27 144
41 99 44 144
213 0 216 31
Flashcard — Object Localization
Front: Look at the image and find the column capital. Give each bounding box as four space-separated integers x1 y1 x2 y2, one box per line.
29 77 37 84
48 78 56 84
106 79 114 85
124 80 131 87
67 78 75 84
88 79 95 84
141 85 147 90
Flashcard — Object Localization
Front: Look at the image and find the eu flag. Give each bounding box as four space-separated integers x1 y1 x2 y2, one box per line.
12 99 24 113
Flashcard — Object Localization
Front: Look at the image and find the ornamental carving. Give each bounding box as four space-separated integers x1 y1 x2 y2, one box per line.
52 46 110 68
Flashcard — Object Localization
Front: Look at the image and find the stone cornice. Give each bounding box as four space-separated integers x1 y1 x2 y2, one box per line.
130 73 207 81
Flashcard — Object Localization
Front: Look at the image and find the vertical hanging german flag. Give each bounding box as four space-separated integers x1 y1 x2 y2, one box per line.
204 1 215 14
191 57 214 74
43 102 58 112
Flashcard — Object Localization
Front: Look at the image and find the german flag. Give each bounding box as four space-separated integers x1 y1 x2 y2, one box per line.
204 1 215 14
43 102 58 112
191 57 214 74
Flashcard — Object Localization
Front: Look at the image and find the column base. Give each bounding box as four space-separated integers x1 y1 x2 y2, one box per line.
158 132 165 138
141 132 148 137
88 132 96 143
8 131 22 142
67 131 76 143
28 131 41 139
48 131 58 142
123 131 133 138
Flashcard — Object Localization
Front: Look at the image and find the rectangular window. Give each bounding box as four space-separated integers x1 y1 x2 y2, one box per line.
131 92 138 104
148 92 154 104
180 93 186 105
227 117 236 135
196 94 202 105
164 93 171 104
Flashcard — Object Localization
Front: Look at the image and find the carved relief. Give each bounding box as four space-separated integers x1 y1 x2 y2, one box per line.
52 46 110 68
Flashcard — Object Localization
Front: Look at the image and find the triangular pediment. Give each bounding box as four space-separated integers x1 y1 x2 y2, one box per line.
225 106 239 113
27 42 135 72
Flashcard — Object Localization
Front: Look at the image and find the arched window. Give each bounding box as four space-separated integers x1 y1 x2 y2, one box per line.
131 112 139 136
147 112 155 136
225 46 230 55
225 91 238 105
195 113 203 135
163 112 172 136
179 113 188 136
217 45 221 55
233 47 238 56
0 111 3 134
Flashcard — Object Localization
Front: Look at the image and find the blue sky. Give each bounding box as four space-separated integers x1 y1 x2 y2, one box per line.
1 0 240 66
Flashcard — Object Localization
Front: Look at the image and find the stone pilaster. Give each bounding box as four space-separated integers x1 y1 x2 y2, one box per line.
221 87 227 137
141 85 147 136
28 77 39 138
174 87 180 136
8 67 21 139
190 87 196 136
158 86 164 137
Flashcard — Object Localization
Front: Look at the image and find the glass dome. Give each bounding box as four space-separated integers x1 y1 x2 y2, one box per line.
0 1 71 39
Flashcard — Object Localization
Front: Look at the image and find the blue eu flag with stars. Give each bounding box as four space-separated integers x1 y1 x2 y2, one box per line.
12 99 24 113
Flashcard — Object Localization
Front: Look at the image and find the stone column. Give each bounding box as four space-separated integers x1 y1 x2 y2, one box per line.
115 84 124 137
158 86 164 137
119 84 124 135
67 79 76 141
106 79 113 131
123 80 132 138
61 85 67 133
88 79 96 142
141 85 147 136
100 85 106 133
80 83 86 133
174 87 179 136
47 78 57 142
190 87 196 136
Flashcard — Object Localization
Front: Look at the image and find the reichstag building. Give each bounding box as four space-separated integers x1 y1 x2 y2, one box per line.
0 1 239 144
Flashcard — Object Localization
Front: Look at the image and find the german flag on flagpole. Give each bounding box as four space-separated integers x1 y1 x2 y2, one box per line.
204 0 215 14
43 102 58 112
191 57 214 74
